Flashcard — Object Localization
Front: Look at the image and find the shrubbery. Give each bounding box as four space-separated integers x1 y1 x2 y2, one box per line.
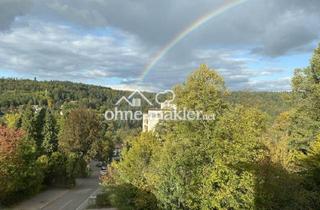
97 184 158 210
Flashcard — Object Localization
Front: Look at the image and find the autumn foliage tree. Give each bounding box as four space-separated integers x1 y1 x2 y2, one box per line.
0 126 43 204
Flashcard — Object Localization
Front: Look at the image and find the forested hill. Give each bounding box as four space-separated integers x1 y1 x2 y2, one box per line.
0 78 128 111
0 78 290 117
228 91 291 118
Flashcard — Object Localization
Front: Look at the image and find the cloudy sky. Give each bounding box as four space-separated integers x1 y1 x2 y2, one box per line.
0 0 319 91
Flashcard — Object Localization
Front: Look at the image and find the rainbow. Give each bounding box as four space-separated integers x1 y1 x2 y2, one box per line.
139 0 249 82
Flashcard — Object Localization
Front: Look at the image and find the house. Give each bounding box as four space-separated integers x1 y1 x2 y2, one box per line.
142 102 176 132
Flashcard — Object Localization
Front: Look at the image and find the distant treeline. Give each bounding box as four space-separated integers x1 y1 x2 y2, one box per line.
0 79 126 111
0 78 290 118
228 91 292 119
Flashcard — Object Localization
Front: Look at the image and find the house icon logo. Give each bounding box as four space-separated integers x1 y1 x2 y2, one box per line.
115 90 153 107
106 89 215 124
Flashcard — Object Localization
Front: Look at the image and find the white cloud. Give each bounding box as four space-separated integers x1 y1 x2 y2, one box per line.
0 18 149 83
0 0 319 91
247 77 291 92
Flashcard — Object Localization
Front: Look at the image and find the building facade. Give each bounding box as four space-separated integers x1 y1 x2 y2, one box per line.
142 101 176 132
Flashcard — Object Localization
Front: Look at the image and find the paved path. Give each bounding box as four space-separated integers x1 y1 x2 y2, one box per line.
12 169 100 210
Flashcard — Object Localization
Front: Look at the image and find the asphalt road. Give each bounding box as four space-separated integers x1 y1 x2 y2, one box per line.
12 169 101 210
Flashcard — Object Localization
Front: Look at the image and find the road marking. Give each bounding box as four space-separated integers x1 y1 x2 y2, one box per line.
59 200 73 210
39 190 69 210
75 188 101 210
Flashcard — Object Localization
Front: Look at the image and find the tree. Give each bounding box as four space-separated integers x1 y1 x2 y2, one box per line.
4 113 21 129
41 110 58 155
106 66 269 210
289 44 320 196
34 108 46 150
102 132 160 210
94 138 114 163
43 151 78 188
21 104 46 153
174 64 229 115
147 106 268 210
113 132 160 190
258 111 320 209
59 109 101 165
290 44 320 148
93 122 116 163
199 106 267 210
254 45 320 209
298 135 320 191
21 104 35 138
0 126 44 204
149 122 213 209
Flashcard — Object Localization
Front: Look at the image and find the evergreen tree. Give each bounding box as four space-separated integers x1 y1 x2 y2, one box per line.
34 108 46 150
42 110 58 155
21 104 36 139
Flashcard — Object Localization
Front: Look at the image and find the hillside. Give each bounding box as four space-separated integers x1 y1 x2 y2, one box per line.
0 78 129 111
228 91 291 118
0 78 290 118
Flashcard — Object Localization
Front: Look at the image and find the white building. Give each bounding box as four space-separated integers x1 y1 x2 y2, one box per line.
142 101 176 132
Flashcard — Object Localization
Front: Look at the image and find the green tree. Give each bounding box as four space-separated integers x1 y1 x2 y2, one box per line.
255 44 320 209
41 110 58 155
147 106 267 210
106 66 268 210
174 64 229 115
150 122 212 209
199 106 267 210
43 151 77 188
114 132 160 190
59 109 101 171
21 104 35 138
94 138 114 163
21 105 46 152
4 113 21 129
34 108 46 150
291 44 320 148
298 135 320 190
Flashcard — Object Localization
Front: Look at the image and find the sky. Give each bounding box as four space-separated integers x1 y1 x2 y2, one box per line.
0 0 319 92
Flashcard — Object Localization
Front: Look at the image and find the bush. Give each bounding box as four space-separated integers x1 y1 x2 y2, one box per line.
42 151 79 188
96 193 112 207
101 184 158 210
